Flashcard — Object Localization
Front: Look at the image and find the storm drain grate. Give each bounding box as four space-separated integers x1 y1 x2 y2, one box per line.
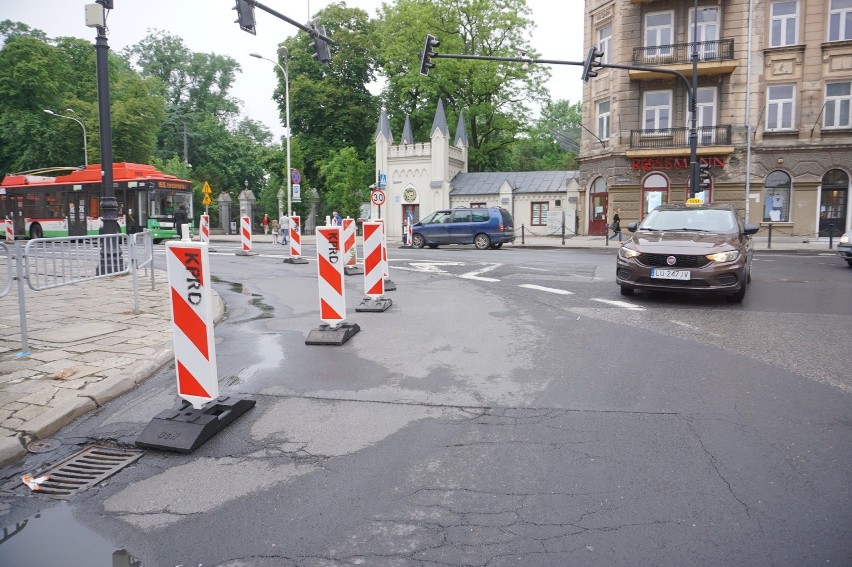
18 445 144 499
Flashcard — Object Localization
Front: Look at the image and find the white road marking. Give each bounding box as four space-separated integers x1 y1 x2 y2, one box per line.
404 261 466 274
519 284 574 295
460 263 501 282
590 298 645 311
670 320 700 331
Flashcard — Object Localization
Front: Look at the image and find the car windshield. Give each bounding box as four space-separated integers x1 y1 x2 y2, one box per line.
639 209 737 233
420 211 451 224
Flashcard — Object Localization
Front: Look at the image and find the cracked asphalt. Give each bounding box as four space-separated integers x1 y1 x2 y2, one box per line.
1 245 849 566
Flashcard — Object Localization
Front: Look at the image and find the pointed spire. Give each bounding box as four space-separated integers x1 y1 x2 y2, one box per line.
375 107 393 142
431 99 449 137
454 110 468 147
401 114 414 145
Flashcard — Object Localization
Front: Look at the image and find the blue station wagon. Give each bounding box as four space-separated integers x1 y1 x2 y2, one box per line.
411 207 515 250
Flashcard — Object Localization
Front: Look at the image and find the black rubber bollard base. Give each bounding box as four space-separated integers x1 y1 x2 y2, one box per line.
283 256 309 264
135 396 256 453
383 278 397 291
344 265 363 275
305 322 360 345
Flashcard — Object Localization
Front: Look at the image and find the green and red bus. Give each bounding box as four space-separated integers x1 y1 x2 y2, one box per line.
0 162 193 242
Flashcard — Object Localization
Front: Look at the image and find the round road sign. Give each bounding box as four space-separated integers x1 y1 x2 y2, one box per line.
291 169 302 184
371 190 386 206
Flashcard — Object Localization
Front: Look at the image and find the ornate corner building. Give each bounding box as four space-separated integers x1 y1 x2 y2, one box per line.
580 0 852 238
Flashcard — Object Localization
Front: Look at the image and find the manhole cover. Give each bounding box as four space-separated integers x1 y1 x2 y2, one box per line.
27 439 61 454
16 445 144 499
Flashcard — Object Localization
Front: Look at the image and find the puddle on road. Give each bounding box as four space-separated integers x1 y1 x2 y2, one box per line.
0 502 142 566
211 276 275 322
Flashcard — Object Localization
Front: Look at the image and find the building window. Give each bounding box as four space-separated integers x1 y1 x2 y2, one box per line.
689 6 720 58
645 11 673 58
770 0 799 47
470 202 486 208
642 173 669 217
764 171 791 222
643 91 672 131
766 84 795 131
531 202 549 226
597 24 612 65
825 82 852 129
829 0 852 42
597 100 611 140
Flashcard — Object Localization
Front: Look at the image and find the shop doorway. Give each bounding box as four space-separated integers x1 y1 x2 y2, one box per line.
588 177 608 236
819 169 849 237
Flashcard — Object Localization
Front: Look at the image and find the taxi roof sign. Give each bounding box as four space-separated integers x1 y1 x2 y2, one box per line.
685 197 703 206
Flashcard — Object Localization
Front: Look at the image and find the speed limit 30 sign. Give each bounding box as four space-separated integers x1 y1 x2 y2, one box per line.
371 190 386 206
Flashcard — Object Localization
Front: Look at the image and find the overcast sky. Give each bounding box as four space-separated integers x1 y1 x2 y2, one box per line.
4 0 585 140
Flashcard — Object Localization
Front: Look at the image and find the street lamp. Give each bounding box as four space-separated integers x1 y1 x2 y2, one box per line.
250 47 292 218
43 108 88 166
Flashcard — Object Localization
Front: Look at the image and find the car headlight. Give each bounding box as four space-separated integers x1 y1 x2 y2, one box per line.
841 233 851 244
618 246 640 259
706 250 740 263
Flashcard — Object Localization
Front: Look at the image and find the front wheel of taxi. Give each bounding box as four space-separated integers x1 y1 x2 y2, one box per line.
726 281 747 303
619 286 634 296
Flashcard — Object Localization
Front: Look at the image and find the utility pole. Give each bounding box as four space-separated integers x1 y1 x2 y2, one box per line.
688 0 700 199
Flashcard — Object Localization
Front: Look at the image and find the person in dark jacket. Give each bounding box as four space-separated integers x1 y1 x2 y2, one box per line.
608 212 622 242
173 205 189 238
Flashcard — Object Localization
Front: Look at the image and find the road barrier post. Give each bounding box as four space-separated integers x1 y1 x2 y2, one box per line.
305 226 359 345
357 221 392 312
283 214 308 264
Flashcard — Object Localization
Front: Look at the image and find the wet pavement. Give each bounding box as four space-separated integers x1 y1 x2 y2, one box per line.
0 232 838 467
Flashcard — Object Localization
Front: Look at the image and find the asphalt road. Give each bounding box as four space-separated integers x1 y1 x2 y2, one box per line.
2 243 850 566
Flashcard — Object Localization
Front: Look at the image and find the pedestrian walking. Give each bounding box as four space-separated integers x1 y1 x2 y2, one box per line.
608 212 622 242
262 213 270 235
271 219 279 243
173 204 189 239
332 211 342 226
279 213 290 245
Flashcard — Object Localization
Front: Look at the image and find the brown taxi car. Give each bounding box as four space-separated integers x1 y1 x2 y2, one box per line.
616 203 759 302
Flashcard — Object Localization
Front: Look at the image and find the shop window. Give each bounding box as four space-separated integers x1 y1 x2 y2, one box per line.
764 170 791 222
642 172 669 217
531 202 548 226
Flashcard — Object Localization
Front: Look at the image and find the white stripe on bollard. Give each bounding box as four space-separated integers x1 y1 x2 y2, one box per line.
4 218 13 243
315 226 346 326
289 215 301 257
240 216 252 252
200 214 210 244
343 218 357 267
363 221 385 298
165 241 218 409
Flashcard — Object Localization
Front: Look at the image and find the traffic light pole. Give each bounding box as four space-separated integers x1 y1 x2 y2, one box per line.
241 0 335 44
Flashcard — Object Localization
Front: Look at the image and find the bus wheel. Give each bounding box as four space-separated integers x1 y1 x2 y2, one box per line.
29 223 43 239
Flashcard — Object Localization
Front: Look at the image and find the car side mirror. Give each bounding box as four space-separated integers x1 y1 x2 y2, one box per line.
743 223 759 235
627 222 638 232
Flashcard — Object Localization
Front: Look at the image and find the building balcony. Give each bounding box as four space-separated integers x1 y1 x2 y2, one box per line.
630 39 737 80
626 125 733 158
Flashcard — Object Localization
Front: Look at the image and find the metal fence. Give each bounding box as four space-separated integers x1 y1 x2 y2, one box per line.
629 125 732 150
632 38 735 66
1 231 155 355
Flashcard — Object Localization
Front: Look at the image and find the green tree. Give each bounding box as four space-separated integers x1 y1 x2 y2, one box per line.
281 3 380 186
509 99 581 171
377 0 549 171
318 146 372 219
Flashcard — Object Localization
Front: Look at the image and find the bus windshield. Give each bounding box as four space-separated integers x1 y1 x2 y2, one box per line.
150 188 192 219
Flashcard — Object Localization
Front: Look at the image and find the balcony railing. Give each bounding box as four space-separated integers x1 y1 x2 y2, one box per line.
629 125 732 149
633 38 734 66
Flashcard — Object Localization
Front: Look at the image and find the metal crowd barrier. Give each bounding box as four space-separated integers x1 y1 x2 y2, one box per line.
2 231 157 356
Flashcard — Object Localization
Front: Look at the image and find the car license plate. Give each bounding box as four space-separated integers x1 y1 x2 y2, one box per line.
651 268 690 280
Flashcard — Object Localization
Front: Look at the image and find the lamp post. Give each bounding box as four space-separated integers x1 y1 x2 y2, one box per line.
43 109 88 166
250 47 292 217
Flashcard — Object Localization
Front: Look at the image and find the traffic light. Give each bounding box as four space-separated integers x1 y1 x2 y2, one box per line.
581 46 604 82
420 34 440 76
310 24 332 67
698 162 712 190
233 0 256 35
